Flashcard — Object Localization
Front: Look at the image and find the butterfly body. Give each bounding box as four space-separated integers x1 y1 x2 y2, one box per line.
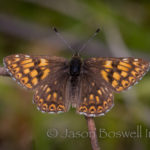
3 54 150 117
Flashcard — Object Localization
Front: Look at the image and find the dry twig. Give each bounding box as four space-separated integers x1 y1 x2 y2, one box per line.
85 116 100 150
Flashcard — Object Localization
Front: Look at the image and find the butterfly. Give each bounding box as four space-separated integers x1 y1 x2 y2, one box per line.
3 53 150 117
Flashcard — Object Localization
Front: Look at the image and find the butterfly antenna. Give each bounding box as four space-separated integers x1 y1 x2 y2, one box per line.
78 28 100 53
53 27 75 52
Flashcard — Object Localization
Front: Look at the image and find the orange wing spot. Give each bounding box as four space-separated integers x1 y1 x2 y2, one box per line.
122 80 129 88
30 70 38 77
41 69 50 80
119 61 132 68
101 70 109 82
112 80 118 88
7 60 11 65
129 76 136 83
133 61 139 66
131 71 138 77
79 106 88 112
35 95 40 101
49 104 56 111
83 97 87 104
21 77 29 84
40 67 46 70
26 83 32 89
57 105 65 111
117 65 129 71
116 86 124 92
21 59 32 64
53 92 57 100
113 72 120 80
97 106 103 113
103 101 108 109
23 68 30 74
97 90 102 95
38 99 44 107
95 96 100 104
46 88 51 93
142 65 146 69
89 106 96 113
14 58 20 62
135 68 142 73
15 73 22 79
42 103 48 111
103 61 113 68
32 78 38 85
13 67 20 73
47 94 51 101
11 63 17 68
23 62 34 68
89 94 94 100
121 71 128 77
105 69 111 72
38 59 48 67
107 98 112 104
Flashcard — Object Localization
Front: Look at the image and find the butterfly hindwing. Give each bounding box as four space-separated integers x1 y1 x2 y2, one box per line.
76 73 114 117
33 72 70 113
84 57 150 93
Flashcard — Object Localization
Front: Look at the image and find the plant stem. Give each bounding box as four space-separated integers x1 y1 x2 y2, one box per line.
85 116 100 150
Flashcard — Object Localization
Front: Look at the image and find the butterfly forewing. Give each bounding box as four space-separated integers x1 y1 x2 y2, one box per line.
3 54 67 89
84 57 150 93
33 73 70 113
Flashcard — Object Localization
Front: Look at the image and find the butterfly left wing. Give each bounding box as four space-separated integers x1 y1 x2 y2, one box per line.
4 54 71 114
84 57 150 93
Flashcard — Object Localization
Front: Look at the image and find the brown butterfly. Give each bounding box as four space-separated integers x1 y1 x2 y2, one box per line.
3 53 150 117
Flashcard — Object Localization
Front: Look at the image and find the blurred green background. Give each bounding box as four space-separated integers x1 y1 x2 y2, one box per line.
0 0 150 150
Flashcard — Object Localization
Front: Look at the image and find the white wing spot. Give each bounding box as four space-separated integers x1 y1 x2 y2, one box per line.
122 58 128 61
134 59 139 61
25 55 30 58
15 55 19 57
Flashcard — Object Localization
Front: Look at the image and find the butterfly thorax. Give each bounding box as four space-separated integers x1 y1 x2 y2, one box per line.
69 56 82 87
69 56 82 76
